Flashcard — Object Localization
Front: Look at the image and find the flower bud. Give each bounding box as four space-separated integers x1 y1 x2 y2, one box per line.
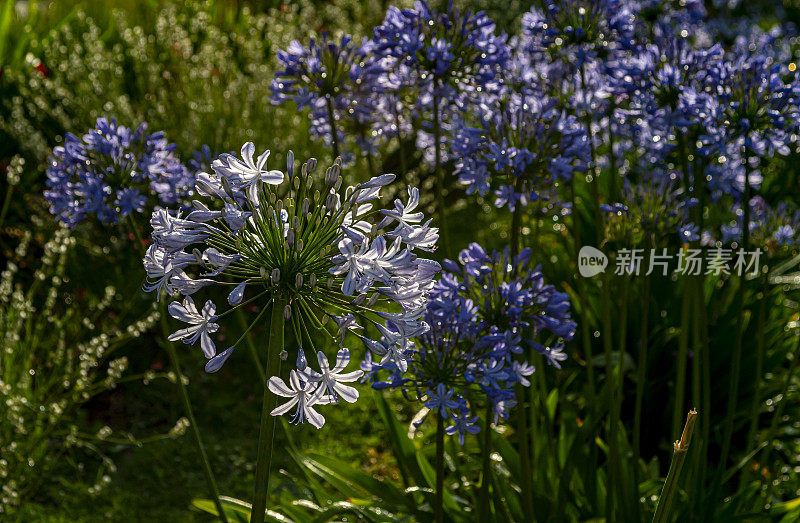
283 304 292 320
295 273 304 289
221 177 238 199
271 268 280 284
352 293 367 306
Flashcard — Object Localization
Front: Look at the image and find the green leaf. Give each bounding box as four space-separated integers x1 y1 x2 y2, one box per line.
415 451 461 515
191 496 290 523
374 392 427 487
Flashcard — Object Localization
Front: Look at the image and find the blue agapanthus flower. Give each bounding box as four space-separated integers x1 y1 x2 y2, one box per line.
452 91 589 211
271 34 384 159
522 0 638 69
44 117 193 227
363 243 576 441
370 0 509 164
372 1 509 100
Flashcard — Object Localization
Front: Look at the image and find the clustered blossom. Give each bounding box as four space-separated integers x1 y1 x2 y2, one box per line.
370 1 510 163
711 196 800 249
271 34 385 159
371 1 509 100
143 142 440 428
452 92 590 211
363 243 576 444
45 117 193 227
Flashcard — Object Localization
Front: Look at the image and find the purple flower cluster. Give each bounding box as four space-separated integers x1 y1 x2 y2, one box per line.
45 117 193 227
371 1 509 99
270 34 384 159
363 243 576 443
452 92 590 211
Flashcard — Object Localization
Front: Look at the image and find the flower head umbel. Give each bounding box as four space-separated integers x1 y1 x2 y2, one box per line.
45 117 193 227
364 242 575 442
372 1 508 102
144 143 440 428
370 1 509 164
453 91 589 211
271 34 384 160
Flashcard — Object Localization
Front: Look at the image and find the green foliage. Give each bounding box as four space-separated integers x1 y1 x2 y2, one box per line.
0 226 181 513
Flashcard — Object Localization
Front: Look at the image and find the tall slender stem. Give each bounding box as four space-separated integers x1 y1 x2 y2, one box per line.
741 277 768 490
633 275 650 459
160 299 228 523
672 284 692 440
325 97 341 161
434 413 445 523
516 383 534 520
250 295 285 523
508 186 532 518
477 401 493 520
432 92 450 256
600 270 618 521
570 182 596 401
359 129 376 180
718 156 751 480
652 410 698 523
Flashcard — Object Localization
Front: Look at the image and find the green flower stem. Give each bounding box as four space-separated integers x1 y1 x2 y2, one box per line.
477 401 493 521
250 295 285 523
600 270 618 520
359 128 376 180
434 413 445 523
325 97 341 161
718 156 752 482
570 181 596 402
517 383 535 520
633 274 650 460
509 186 533 518
432 92 451 257
614 275 637 517
671 283 692 441
741 276 769 489
652 409 698 523
159 299 228 523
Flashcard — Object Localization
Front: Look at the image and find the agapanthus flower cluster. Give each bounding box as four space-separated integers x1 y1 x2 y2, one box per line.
697 55 800 196
522 0 638 70
363 243 576 444
143 142 440 428
271 34 384 159
452 91 589 211
371 1 509 100
45 117 193 227
709 196 800 250
599 176 696 244
370 0 509 162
